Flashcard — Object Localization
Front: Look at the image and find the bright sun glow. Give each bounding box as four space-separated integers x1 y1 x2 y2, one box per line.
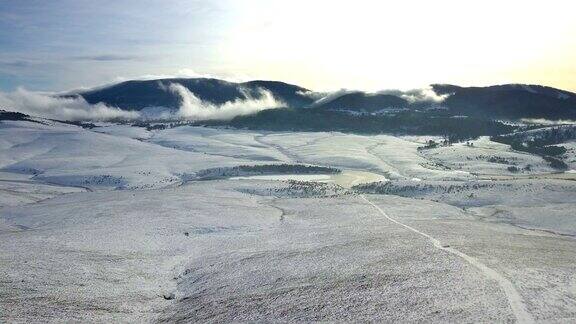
217 0 576 91
0 0 574 92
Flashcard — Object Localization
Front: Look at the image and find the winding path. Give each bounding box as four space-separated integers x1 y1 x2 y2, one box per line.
360 194 534 323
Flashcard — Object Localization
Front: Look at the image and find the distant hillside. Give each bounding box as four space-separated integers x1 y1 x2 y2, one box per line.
203 108 515 141
0 110 34 122
313 92 409 112
75 77 576 120
77 78 314 110
432 84 576 119
314 84 576 119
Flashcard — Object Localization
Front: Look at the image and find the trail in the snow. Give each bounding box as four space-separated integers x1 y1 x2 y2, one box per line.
253 134 294 162
253 133 337 163
365 141 403 176
359 194 534 324
0 178 93 193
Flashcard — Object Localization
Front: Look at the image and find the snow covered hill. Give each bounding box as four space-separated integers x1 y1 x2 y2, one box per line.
71 78 576 120
77 78 314 111
1 117 575 322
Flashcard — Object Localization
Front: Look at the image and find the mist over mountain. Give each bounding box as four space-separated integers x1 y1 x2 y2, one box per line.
73 78 576 120
313 92 409 112
3 77 576 124
77 78 314 111
432 84 576 119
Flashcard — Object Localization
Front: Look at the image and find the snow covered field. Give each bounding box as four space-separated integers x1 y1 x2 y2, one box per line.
1 120 576 322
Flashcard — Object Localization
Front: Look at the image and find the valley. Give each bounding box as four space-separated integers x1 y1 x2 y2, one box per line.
3 1 576 322
1 118 575 322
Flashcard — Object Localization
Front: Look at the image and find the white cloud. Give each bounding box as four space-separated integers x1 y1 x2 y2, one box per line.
520 118 576 125
296 90 326 102
310 87 449 107
0 88 139 121
112 68 250 85
0 82 285 122
309 89 356 108
378 87 449 104
165 82 284 121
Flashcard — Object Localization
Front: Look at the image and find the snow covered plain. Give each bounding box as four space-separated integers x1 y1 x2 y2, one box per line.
1 120 576 322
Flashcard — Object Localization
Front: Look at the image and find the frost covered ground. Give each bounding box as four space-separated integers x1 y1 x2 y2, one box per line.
1 120 575 322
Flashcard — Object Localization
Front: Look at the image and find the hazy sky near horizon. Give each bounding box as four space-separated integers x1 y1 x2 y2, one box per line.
1 0 575 92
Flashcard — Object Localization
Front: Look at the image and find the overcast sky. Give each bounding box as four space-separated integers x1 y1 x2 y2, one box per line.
1 0 575 92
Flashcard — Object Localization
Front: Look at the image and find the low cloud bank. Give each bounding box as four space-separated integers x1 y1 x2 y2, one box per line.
163 82 284 121
0 88 138 121
0 83 284 122
296 90 327 101
309 89 355 108
112 68 249 84
311 87 449 107
377 87 449 104
0 83 448 122
520 118 576 125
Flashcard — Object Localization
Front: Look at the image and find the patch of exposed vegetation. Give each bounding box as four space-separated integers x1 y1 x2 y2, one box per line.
239 180 352 198
492 125 575 170
57 120 97 129
202 109 516 141
188 164 341 181
353 180 512 197
0 110 43 124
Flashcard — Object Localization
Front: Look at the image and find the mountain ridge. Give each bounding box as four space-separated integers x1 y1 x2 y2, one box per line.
74 77 576 120
77 78 314 111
